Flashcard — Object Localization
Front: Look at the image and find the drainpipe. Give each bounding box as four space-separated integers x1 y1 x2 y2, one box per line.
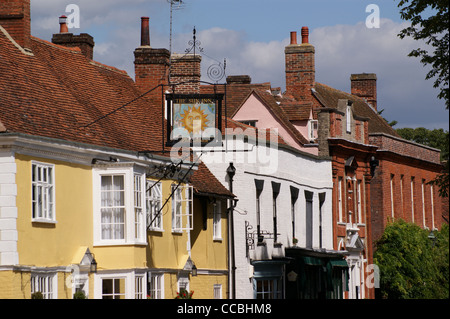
226 162 237 299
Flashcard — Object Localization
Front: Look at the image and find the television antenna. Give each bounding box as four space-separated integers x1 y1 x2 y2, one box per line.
167 0 185 83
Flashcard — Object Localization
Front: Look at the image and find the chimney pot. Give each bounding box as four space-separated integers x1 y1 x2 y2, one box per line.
140 17 150 47
59 15 69 33
301 26 309 44
290 31 297 45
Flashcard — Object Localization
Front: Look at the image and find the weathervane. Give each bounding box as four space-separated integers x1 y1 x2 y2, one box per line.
184 27 226 83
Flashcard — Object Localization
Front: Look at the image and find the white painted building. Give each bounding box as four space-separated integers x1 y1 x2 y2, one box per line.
193 124 334 299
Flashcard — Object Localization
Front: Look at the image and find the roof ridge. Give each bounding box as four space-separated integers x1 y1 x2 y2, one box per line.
89 60 128 75
31 36 82 53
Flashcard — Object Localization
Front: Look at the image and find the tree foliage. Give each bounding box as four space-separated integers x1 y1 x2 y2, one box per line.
397 0 449 109
374 220 449 299
396 127 449 161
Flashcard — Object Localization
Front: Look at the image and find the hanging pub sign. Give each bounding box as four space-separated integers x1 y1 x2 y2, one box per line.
166 94 223 144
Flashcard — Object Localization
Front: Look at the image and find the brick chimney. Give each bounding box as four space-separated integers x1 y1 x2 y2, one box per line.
0 0 31 49
170 53 202 94
285 27 315 101
350 73 377 110
134 17 170 94
51 15 95 60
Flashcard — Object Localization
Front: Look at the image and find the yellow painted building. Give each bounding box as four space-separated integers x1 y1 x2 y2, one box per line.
0 134 230 299
0 1 233 299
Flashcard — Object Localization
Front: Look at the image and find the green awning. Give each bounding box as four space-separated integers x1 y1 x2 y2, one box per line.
302 256 323 266
328 259 348 268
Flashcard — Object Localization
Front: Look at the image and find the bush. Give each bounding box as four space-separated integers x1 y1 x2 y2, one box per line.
31 291 43 299
374 220 449 299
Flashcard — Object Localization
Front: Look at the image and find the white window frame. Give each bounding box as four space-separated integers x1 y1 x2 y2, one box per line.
421 179 426 228
214 284 222 299
93 165 147 246
308 119 318 141
134 174 145 242
411 177 415 223
431 184 435 229
213 201 222 241
135 274 145 299
171 184 193 233
148 272 165 299
338 177 343 223
94 271 147 299
31 162 55 223
177 274 190 293
346 105 352 133
146 180 163 231
390 174 395 218
357 180 362 224
31 272 57 299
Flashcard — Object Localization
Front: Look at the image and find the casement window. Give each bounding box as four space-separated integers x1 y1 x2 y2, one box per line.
95 272 147 299
135 275 145 299
102 278 126 299
213 284 222 299
31 273 57 299
308 120 318 141
146 180 163 231
134 175 145 241
421 179 426 228
431 184 435 229
411 177 415 223
93 165 146 246
148 273 164 299
213 201 222 240
356 180 362 224
346 105 352 133
100 175 125 240
255 278 283 299
31 162 55 222
390 174 395 218
177 274 190 293
338 177 343 223
171 184 193 232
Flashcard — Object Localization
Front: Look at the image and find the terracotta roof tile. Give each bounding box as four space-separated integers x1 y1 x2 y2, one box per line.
0 29 231 198
313 83 400 137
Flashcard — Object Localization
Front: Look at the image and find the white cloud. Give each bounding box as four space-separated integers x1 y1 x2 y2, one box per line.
28 0 447 129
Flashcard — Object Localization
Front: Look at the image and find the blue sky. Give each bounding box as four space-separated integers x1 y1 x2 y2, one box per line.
30 0 448 130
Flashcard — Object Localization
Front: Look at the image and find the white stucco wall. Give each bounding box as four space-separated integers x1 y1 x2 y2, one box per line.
194 135 333 299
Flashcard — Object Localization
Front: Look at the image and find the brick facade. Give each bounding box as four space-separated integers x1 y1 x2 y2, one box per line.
350 73 377 110
0 0 31 49
369 133 444 242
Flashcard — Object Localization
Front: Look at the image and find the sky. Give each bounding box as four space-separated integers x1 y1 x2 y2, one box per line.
29 0 448 130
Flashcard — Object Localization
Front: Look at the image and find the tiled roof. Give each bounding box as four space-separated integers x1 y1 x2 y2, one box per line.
189 162 234 198
313 83 400 137
233 89 310 146
0 33 163 152
0 29 231 198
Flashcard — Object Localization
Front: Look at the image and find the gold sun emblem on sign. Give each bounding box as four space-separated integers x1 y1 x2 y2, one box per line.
180 105 209 134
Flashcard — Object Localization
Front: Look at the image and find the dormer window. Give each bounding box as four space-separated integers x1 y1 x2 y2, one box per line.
308 120 318 141
346 102 353 133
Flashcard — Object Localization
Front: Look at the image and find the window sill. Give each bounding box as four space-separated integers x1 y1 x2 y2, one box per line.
32 219 57 225
93 241 147 247
213 237 223 242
